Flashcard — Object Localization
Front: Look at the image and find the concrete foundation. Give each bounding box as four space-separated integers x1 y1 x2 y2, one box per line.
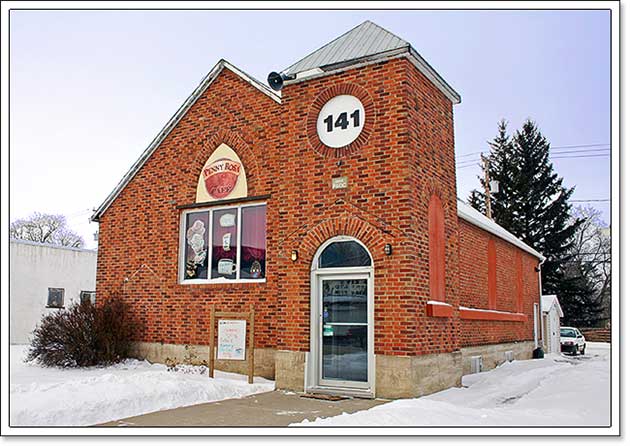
376 350 462 399
130 340 534 398
460 340 534 375
274 350 306 392
129 342 276 380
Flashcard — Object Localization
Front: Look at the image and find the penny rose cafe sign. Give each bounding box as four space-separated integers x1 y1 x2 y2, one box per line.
196 143 248 202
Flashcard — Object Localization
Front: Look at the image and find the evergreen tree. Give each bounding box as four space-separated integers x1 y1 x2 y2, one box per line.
469 119 585 312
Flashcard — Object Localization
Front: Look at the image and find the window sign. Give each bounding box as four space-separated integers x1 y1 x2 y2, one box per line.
212 209 238 280
217 319 246 360
317 95 365 148
182 204 266 283
196 143 248 203
184 212 209 280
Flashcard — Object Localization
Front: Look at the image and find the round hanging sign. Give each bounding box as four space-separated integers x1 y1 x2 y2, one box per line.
316 95 365 148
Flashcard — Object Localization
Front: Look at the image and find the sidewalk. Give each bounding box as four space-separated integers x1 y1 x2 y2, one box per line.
100 391 387 427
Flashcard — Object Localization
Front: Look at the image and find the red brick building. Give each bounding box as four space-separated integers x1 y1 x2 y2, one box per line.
92 21 545 398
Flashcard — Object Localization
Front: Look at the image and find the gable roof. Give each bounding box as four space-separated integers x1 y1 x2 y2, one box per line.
542 294 564 316
91 59 280 222
457 199 545 261
281 21 460 104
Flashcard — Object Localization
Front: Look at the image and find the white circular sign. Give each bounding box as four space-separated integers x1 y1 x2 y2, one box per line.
316 95 365 148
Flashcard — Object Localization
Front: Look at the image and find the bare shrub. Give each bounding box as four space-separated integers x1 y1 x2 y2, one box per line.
27 295 137 367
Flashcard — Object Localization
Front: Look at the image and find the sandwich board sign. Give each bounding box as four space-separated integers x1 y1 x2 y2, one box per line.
217 319 246 360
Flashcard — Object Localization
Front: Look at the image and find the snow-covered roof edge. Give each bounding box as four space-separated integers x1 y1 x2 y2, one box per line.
91 59 281 222
457 199 545 261
541 294 564 317
10 238 97 254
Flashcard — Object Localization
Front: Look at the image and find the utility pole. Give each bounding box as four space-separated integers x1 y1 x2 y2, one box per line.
482 154 492 219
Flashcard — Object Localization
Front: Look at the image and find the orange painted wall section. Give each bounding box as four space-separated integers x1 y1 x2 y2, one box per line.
487 238 497 309
428 194 446 302
516 252 524 313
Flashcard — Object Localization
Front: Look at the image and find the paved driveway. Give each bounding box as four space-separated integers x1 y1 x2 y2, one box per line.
100 391 387 427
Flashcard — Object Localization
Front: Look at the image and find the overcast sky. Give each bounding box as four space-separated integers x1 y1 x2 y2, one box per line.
10 9 611 249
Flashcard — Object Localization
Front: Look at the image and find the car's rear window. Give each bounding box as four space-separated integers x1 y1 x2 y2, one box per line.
560 328 576 337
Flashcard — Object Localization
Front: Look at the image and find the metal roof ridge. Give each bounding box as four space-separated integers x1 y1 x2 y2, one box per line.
282 20 373 75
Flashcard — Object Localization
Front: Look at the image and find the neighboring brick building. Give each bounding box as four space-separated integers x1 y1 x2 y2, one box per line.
92 21 545 398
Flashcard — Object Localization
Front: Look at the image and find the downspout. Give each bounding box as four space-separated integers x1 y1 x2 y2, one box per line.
536 257 546 349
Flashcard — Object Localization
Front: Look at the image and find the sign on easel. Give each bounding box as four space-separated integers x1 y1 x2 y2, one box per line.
217 320 246 360
208 305 255 384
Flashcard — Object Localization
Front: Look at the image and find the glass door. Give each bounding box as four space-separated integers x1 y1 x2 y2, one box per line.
318 275 369 388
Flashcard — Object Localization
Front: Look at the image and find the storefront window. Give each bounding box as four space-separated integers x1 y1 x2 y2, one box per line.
181 204 266 282
240 205 266 279
184 212 209 280
211 208 239 280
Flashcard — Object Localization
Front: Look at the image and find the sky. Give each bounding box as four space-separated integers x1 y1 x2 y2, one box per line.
9 9 611 249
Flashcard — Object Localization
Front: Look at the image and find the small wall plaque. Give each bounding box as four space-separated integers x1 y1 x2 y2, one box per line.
332 176 348 189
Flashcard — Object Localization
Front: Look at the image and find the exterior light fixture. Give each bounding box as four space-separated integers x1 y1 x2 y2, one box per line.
291 250 298 262
384 244 392 256
490 180 500 194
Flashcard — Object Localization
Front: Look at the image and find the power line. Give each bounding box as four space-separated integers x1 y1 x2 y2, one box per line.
548 143 610 149
551 154 610 160
456 143 611 159
456 152 610 169
569 199 610 203
549 148 610 155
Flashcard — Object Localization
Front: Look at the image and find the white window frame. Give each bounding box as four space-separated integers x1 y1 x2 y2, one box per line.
306 236 375 398
179 202 267 285
46 287 65 309
80 290 96 305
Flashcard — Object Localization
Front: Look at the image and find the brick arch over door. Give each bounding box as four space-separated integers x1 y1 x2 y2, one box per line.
298 214 388 267
188 128 262 200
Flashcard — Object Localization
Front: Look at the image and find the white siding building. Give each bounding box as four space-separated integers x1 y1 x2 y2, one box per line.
541 294 564 354
10 239 97 344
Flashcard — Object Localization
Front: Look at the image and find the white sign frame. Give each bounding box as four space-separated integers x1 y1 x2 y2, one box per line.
217 319 247 360
316 95 365 148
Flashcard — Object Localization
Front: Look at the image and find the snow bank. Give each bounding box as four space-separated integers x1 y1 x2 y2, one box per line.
10 345 274 426
295 342 610 426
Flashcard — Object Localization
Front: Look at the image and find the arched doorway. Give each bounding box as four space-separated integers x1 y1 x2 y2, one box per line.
307 236 374 396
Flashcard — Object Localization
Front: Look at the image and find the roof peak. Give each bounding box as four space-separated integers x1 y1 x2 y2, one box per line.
283 20 409 76
280 20 460 104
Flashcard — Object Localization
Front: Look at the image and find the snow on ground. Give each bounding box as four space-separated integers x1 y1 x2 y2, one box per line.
10 345 274 426
295 342 610 427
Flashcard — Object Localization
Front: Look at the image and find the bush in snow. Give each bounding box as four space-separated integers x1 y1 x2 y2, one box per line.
27 296 137 367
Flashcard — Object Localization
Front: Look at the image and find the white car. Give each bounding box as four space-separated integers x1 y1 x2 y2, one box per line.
560 326 586 355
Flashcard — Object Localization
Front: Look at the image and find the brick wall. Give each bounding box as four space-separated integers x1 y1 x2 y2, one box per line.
275 58 429 356
96 68 283 349
96 56 540 360
404 60 461 355
458 219 540 347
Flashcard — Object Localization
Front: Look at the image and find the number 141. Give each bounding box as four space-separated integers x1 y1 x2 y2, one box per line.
324 109 360 132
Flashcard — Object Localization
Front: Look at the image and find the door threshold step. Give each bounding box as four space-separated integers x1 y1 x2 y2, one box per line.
300 393 350 401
